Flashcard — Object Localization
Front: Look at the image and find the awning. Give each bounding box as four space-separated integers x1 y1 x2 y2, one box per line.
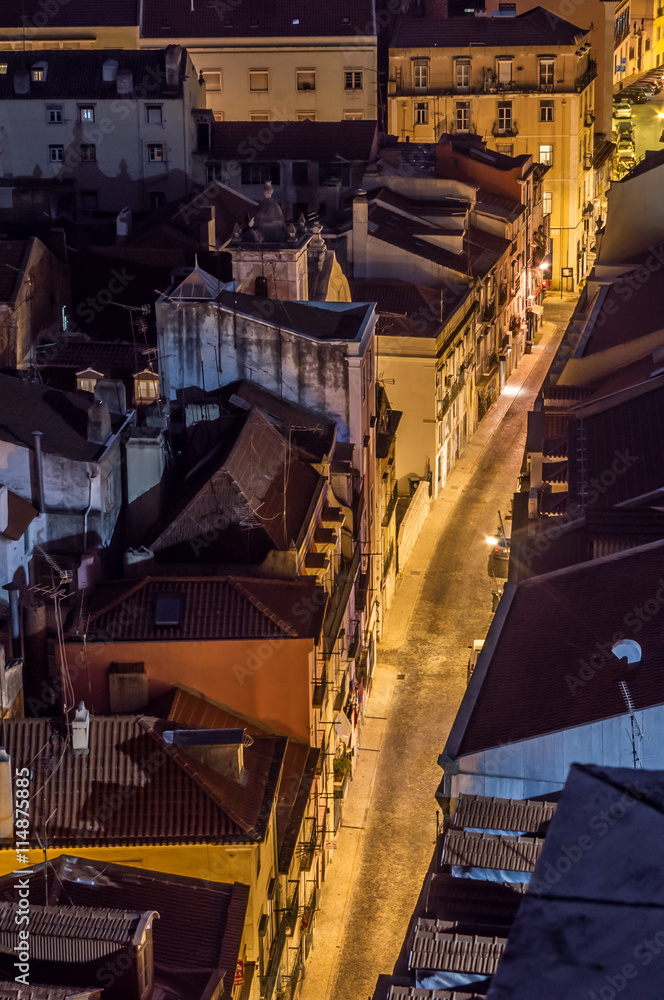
528 304 544 318
334 711 352 742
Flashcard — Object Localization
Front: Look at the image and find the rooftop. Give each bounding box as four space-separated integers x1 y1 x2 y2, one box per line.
392 6 588 48
140 0 376 39
0 0 138 27
0 715 286 846
210 119 378 162
446 539 664 758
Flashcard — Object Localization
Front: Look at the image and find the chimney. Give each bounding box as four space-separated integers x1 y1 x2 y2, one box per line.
165 45 183 88
200 205 216 249
0 749 12 839
87 399 112 445
352 190 369 277
71 701 90 754
94 378 127 416
32 430 46 513
163 728 248 783
116 69 133 95
102 58 119 82
13 70 29 95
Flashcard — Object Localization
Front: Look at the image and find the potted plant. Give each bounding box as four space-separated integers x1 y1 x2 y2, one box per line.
333 755 351 781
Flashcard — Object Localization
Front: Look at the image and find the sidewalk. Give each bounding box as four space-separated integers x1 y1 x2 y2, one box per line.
299 300 573 1000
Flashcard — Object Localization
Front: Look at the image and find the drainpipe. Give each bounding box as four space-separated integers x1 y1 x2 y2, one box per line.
32 430 46 513
82 471 97 552
2 583 21 659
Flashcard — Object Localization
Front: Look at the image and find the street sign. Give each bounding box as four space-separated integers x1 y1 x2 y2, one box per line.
561 267 574 277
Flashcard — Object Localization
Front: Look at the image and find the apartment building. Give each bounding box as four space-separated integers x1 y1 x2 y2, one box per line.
613 0 655 84
388 6 597 287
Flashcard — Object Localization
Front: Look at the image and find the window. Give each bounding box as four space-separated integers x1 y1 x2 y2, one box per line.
455 100 470 132
80 191 98 211
414 101 429 125
658 26 661 40
80 144 96 162
249 70 269 91
47 105 62 123
543 191 552 215
250 112 270 121
456 59 470 91
538 143 553 165
0 64 7 75
497 101 512 132
206 164 222 182
539 60 554 89
344 70 363 90
413 60 429 90
146 104 163 123
540 99 554 122
79 105 95 123
297 111 316 120
31 65 45 81
292 161 308 185
496 143 513 156
154 595 181 626
296 70 316 91
497 59 512 85
202 71 221 92
344 111 364 119
149 191 164 209
240 163 281 185
49 145 64 162
147 144 164 162
134 371 160 403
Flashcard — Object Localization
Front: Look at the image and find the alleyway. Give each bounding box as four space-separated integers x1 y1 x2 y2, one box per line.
299 296 576 1000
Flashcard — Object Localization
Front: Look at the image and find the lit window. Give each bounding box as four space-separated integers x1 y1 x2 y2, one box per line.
202 71 221 93
497 59 512 85
49 145 64 162
147 144 164 162
134 370 160 402
539 60 554 89
249 70 268 91
540 99 554 122
292 17 300 24
543 192 552 215
47 105 62 123
344 70 363 90
414 101 429 125
413 60 428 90
539 144 553 165
297 70 316 91
0 64 7 74
146 104 163 123
80 144 96 161
31 65 45 81
79 105 95 123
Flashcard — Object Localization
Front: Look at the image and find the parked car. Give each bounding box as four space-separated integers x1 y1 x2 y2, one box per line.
631 83 655 98
641 76 663 93
614 101 632 119
620 89 648 104
617 139 635 155
616 121 636 141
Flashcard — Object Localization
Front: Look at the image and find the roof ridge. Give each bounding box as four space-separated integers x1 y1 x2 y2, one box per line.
228 578 299 637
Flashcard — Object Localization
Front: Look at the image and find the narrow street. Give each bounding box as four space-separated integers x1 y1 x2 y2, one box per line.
300 296 576 1000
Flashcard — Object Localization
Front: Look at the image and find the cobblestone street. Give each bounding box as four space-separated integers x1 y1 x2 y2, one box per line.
299 297 576 1000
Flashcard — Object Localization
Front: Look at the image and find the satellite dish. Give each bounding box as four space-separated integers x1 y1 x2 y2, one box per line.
611 639 642 664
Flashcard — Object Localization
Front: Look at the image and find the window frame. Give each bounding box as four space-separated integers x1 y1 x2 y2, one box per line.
47 105 63 123
80 144 96 162
202 70 222 93
539 143 554 166
249 112 270 121
249 70 269 92
413 59 429 91
455 58 470 93
296 69 316 92
146 104 163 124
344 70 363 90
539 60 555 89
414 101 429 125
78 105 95 123
455 100 470 132
49 144 64 162
240 162 281 185
497 100 513 132
147 143 164 162
539 99 555 122
496 58 512 86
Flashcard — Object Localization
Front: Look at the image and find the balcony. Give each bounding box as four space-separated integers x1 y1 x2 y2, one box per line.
382 481 398 527
492 120 519 137
322 544 360 657
312 668 327 707
575 59 597 91
437 393 451 420
584 110 596 127
499 283 508 306
482 299 496 322
583 151 593 171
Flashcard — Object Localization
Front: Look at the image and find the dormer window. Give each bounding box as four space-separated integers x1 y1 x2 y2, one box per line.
155 595 181 626
31 62 47 82
0 64 7 75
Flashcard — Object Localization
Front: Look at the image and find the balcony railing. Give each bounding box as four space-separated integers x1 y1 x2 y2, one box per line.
575 60 597 91
312 667 327 707
322 544 360 656
583 151 593 170
492 120 519 137
499 283 508 305
482 299 496 322
382 481 398 527
584 110 596 127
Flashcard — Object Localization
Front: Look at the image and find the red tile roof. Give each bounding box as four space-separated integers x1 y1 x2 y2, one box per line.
447 540 664 758
140 0 376 39
1 716 285 847
78 574 327 642
210 120 378 162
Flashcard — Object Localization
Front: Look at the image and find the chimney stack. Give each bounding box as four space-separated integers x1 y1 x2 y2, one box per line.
87 400 112 445
163 728 248 783
352 190 369 276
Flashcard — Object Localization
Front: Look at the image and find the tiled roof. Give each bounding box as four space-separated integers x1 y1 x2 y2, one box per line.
210 120 377 162
0 986 99 1000
140 0 376 39
447 540 664 758
453 795 556 835
0 716 285 846
42 341 148 371
0 240 30 302
214 292 373 342
0 856 249 1000
409 921 507 974
389 989 485 1000
442 831 543 873
0 0 138 27
80 574 326 642
350 278 471 337
425 874 526 927
0 903 144 958
392 6 586 48
0 49 188 101
0 373 121 462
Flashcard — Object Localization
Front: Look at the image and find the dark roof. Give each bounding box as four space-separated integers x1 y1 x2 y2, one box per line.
0 240 30 302
442 831 543 873
392 6 587 48
0 986 100 1000
351 277 471 337
210 120 377 162
0 373 122 461
452 794 556 836
164 684 320 874
0 716 285 846
447 540 664 758
140 0 375 39
130 186 257 250
579 266 664 354
487 763 664 1000
0 48 188 101
78 575 326 641
0 856 249 1000
409 920 507 974
0 903 144 956
425 874 526 926
41 341 148 371
0 0 138 27
214 292 373 342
